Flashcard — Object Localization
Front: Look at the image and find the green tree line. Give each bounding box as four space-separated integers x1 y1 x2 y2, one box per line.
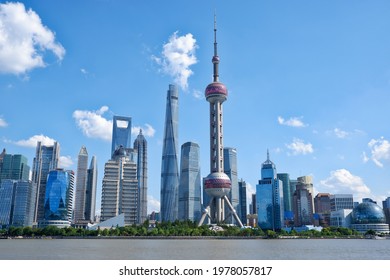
0 220 369 238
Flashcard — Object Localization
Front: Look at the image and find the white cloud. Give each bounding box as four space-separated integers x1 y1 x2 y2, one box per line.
362 151 369 163
366 137 390 168
73 106 112 142
319 169 371 202
12 134 56 148
0 2 65 75
153 31 198 90
333 128 349 139
131 124 156 137
148 195 160 213
0 117 8 127
80 68 88 74
192 89 203 99
277 116 306 128
286 138 314 155
59 156 74 168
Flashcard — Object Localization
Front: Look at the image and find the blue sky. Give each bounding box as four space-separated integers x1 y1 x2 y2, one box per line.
1 0 390 214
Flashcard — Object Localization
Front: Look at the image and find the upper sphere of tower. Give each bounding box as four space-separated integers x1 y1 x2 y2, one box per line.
205 81 228 102
212 55 220 63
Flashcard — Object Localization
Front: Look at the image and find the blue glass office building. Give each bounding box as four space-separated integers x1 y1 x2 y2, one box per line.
40 169 74 228
179 142 201 222
256 152 284 230
32 141 60 224
160 84 179 222
0 154 30 182
224 147 240 225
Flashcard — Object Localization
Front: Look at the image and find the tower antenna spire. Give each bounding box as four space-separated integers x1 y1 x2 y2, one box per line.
212 12 219 82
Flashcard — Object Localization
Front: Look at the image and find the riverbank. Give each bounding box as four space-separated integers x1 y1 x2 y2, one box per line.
3 235 381 240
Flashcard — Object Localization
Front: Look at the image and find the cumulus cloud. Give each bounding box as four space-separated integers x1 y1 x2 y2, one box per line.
73 106 112 142
59 156 74 168
148 195 160 213
286 138 314 155
0 2 65 75
12 134 56 148
152 31 198 90
319 169 371 201
277 116 306 128
366 137 390 168
0 117 7 127
132 124 156 137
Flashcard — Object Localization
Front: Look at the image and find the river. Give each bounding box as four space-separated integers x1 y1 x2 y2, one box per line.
1 238 390 260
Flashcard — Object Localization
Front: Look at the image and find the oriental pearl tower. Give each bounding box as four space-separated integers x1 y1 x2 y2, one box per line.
198 16 243 227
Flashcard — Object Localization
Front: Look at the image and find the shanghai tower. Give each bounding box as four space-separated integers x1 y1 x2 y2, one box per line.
198 16 243 227
160 84 179 222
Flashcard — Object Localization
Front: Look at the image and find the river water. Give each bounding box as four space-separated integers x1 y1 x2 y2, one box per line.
1 238 389 260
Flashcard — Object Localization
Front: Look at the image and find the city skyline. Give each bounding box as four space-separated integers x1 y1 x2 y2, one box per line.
1 1 390 216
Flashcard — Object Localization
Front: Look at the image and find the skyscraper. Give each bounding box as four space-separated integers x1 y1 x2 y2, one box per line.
238 179 247 225
198 16 243 227
293 175 314 226
256 151 284 230
0 154 30 182
74 146 88 224
224 147 240 225
160 84 179 222
85 156 97 223
178 142 201 222
111 116 132 157
314 193 331 227
32 141 60 224
74 147 97 225
101 146 138 225
39 169 74 228
134 129 148 224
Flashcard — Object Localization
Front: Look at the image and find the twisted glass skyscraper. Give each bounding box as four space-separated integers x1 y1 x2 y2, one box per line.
160 84 179 222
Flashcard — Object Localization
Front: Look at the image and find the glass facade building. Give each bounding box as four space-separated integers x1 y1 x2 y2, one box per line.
351 202 389 233
0 154 30 182
32 141 60 224
40 169 74 228
160 84 179 222
256 152 284 230
223 147 240 225
111 115 132 157
293 176 314 226
134 130 148 224
238 179 247 225
178 142 201 222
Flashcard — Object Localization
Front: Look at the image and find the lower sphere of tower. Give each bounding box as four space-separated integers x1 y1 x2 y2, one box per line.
204 172 231 198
